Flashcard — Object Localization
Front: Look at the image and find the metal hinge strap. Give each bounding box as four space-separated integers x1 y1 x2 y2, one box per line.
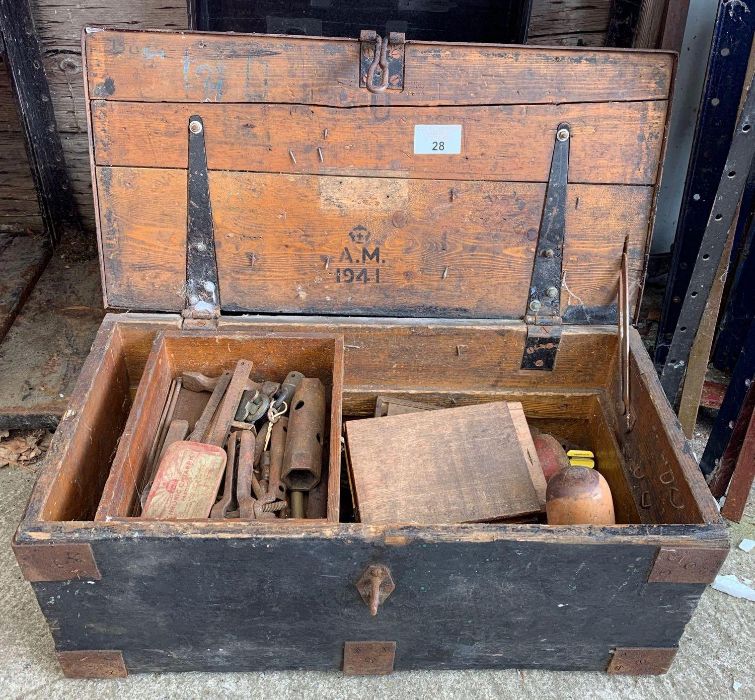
521 124 570 370
183 115 220 327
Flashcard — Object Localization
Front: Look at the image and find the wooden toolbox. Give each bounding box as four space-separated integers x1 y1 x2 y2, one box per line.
13 27 728 678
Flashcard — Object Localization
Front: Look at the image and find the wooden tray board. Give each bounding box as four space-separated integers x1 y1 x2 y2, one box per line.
346 401 544 524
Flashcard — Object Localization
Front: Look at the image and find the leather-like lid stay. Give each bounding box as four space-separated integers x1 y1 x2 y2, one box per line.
83 28 674 320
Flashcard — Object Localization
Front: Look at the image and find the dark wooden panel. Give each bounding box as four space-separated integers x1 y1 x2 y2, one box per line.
197 0 531 44
0 56 44 233
83 29 674 106
527 0 610 47
96 168 651 317
29 0 190 233
90 100 667 185
0 0 81 242
31 531 705 672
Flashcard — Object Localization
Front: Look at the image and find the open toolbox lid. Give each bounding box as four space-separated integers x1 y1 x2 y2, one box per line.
83 28 673 327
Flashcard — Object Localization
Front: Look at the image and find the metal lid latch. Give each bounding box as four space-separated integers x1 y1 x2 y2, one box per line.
360 31 405 94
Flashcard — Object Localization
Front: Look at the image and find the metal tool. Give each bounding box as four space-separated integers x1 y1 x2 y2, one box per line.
188 371 231 442
266 416 288 505
234 383 269 424
140 377 182 508
145 364 246 515
205 360 253 447
282 378 326 517
236 429 282 520
211 430 238 519
182 371 223 393
261 381 280 397
271 371 304 413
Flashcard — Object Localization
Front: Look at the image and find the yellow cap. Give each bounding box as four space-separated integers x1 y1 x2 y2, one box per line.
569 458 595 468
567 449 594 459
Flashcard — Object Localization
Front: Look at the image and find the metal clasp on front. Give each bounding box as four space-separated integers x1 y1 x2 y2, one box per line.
356 564 395 616
360 31 405 93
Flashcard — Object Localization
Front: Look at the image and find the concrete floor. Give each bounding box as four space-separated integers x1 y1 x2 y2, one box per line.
1 463 753 699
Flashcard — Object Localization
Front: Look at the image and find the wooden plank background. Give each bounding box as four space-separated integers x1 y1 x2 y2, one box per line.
84 31 673 106
28 1 189 232
0 56 43 233
85 29 673 318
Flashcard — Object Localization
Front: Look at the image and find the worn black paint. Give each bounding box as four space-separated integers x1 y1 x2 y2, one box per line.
31 531 707 673
605 0 642 48
185 115 221 320
660 73 755 406
701 317 755 474
656 3 755 367
0 0 81 243
713 197 755 371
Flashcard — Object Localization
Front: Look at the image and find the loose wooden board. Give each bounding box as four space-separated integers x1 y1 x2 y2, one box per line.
346 401 543 524
373 396 546 505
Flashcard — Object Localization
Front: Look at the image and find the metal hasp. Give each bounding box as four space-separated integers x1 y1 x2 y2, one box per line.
521 123 570 371
660 75 755 407
183 115 221 324
655 2 755 368
356 564 395 616
360 31 405 93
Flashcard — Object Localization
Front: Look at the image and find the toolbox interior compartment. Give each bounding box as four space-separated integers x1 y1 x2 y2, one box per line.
93 330 344 522
30 315 714 528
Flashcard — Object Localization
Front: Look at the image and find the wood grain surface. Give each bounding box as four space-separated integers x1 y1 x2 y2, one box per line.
96 167 651 316
90 100 666 185
346 402 542 524
83 29 672 318
84 30 673 106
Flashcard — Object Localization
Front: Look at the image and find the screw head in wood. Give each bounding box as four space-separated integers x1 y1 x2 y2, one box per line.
557 127 570 142
189 120 203 134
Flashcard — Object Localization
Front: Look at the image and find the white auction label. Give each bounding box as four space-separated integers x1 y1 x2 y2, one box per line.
413 124 462 155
